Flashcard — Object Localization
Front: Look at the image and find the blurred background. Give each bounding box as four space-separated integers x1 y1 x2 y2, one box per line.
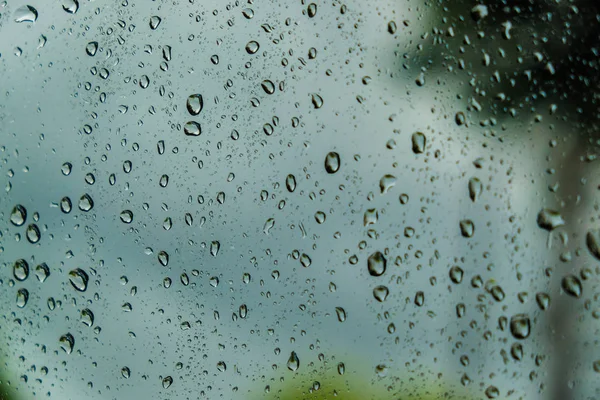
0 0 598 399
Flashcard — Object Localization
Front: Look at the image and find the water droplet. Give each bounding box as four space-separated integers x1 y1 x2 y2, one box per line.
337 362 345 375
536 209 564 231
561 275 582 298
324 152 340 174
35 263 50 282
511 342 523 361
186 94 203 115
307 3 317 17
16 288 29 308
242 8 253 19
10 205 27 226
300 253 312 268
263 218 275 234
121 302 132 312
449 266 464 284
60 197 72 213
149 16 162 30
455 111 466 125
593 360 600 373
261 80 275 94
585 230 600 261
14 5 38 23
471 4 489 22
158 251 169 267
13 259 29 281
411 131 426 154
81 309 94 327
78 194 94 212
285 174 296 192
121 366 131 379
535 293 550 310
379 174 396 194
485 386 499 399
388 20 397 34
414 291 425 306
459 220 475 238
287 351 300 371
209 276 219 287
62 0 79 14
468 178 482 202
120 210 133 224
26 224 41 243
373 285 389 302
59 333 75 354
61 162 72 176
490 285 505 302
210 241 220 257
314 211 326 224
183 121 201 136
311 93 323 109
85 41 98 56
335 307 346 322
162 376 173 389
245 40 260 54
509 314 531 340
367 251 386 276
216 361 227 372
69 268 89 292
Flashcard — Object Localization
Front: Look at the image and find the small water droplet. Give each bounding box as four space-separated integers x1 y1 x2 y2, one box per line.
69 268 89 292
414 291 425 306
285 174 296 192
162 376 173 389
379 174 396 194
216 361 227 372
35 263 50 283
81 309 94 327
158 251 169 267
314 211 326 224
468 178 482 202
307 3 317 17
367 251 386 276
324 152 340 174
485 386 499 399
261 80 275 94
388 20 397 34
585 229 600 260
210 241 220 257
26 224 41 243
449 266 464 284
61 162 72 176
535 293 550 310
121 366 131 379
300 253 312 268
311 93 323 109
263 218 275 234
60 197 72 213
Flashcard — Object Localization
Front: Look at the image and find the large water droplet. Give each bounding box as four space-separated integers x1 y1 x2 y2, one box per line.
69 268 89 292
81 308 94 327
186 94 203 116
120 210 133 224
459 220 475 238
10 205 27 226
411 131 426 154
287 351 300 371
261 80 275 94
367 251 386 276
468 177 482 202
59 333 75 354
335 307 347 322
535 293 550 310
561 275 582 298
285 174 296 192
26 224 41 243
300 253 312 268
162 376 173 389
35 263 50 283
85 41 98 56
510 343 523 361
245 41 260 54
183 121 201 136
14 5 38 23
585 230 600 260
536 209 564 231
324 152 340 174
62 0 79 14
13 259 29 281
373 285 389 302
210 241 220 257
509 314 531 340
414 291 425 306
379 174 396 194
449 266 464 284
311 93 323 109
78 194 94 212
149 16 162 30
60 197 72 213
158 251 169 266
